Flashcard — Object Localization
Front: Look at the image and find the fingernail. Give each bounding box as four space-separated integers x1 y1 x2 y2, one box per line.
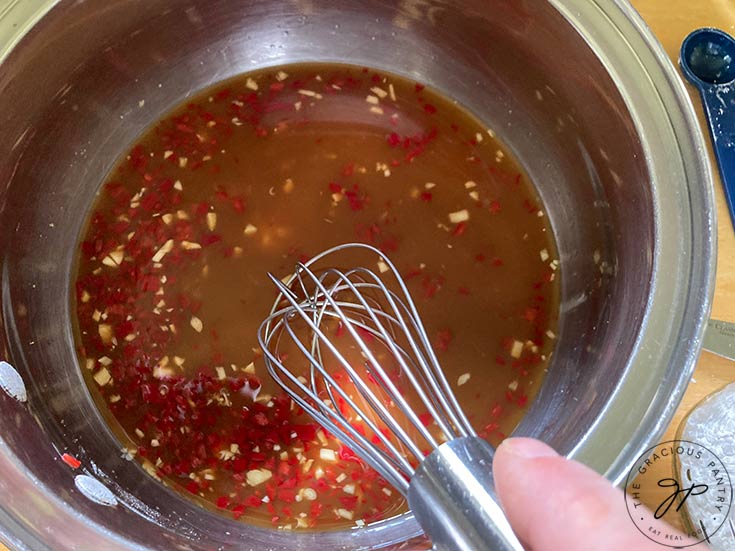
498 437 558 459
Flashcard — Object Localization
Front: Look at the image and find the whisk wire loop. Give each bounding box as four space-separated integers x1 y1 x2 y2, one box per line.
258 242 476 495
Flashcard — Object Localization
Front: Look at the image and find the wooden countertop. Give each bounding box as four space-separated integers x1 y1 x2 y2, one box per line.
630 0 735 528
1 2 733 550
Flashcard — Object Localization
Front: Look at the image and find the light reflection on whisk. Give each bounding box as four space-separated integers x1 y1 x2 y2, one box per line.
257 242 475 495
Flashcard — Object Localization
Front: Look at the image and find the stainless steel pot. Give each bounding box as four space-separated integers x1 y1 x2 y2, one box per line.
0 0 715 549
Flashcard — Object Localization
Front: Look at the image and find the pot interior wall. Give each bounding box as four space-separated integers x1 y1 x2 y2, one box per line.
0 0 652 549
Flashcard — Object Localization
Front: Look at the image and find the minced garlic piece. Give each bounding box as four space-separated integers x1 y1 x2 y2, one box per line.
457 373 471 386
510 340 523 359
98 323 113 344
151 239 174 263
102 250 124 267
181 241 202 250
370 86 388 98
246 468 272 487
319 448 336 462
448 209 469 224
94 367 111 387
206 212 217 231
336 508 354 520
190 316 203 333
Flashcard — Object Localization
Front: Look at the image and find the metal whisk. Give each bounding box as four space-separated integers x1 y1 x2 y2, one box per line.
258 243 522 551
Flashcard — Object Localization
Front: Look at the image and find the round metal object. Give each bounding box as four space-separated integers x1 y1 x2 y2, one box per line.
0 0 715 549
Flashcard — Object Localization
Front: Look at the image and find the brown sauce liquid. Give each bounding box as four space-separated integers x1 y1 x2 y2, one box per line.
73 63 560 530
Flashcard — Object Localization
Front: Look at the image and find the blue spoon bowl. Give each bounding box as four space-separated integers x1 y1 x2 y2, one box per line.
680 28 735 233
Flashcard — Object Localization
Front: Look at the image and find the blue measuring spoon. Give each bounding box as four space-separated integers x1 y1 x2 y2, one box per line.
680 28 735 233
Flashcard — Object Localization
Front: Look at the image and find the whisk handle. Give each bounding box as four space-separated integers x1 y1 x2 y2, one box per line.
407 436 524 551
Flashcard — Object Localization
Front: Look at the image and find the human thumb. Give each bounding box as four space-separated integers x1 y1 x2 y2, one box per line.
492 437 694 550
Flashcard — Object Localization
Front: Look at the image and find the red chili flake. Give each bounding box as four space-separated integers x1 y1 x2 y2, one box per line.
216 496 230 509
195 202 210 216
522 198 538 214
269 82 285 92
420 274 445 299
451 222 467 237
201 234 222 247
253 412 269 426
292 423 317 442
491 257 504 267
418 413 434 427
517 394 529 408
403 266 423 280
341 162 355 177
458 286 471 296
340 495 359 509
474 253 486 263
414 83 425 93
328 182 342 194
139 274 160 292
231 197 246 213
490 403 503 419
423 104 437 114
523 307 539 322
505 390 515 403
379 236 399 253
489 200 501 214
419 192 432 202
483 421 499 434
495 354 507 366
386 132 401 147
338 445 362 463
343 184 368 211
246 495 262 507
356 326 375 344
61 453 81 469
434 329 453 352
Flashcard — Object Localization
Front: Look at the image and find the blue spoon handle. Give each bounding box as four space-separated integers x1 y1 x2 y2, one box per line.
696 84 735 232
